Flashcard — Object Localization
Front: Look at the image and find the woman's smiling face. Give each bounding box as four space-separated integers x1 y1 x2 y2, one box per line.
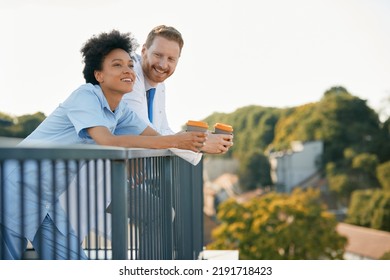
94 48 136 95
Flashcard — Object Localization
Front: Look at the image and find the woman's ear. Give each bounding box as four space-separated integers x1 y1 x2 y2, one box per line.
94 70 103 83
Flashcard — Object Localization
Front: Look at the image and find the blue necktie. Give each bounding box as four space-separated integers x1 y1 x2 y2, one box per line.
146 88 156 123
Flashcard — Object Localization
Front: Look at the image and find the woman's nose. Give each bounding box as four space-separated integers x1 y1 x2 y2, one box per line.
124 66 135 74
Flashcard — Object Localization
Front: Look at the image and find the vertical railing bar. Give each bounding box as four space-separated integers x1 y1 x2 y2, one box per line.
153 156 157 259
193 161 198 259
155 157 159 259
19 160 25 259
164 156 173 259
128 159 133 260
192 160 197 259
64 160 70 260
36 160 42 259
171 157 178 259
160 157 166 259
85 160 91 259
0 160 4 259
146 157 151 259
141 157 145 260
111 158 128 260
94 159 99 259
151 156 156 259
102 159 108 260
139 157 143 260
197 160 205 259
142 157 147 259
51 160 57 259
173 157 180 259
136 158 140 260
158 156 163 259
189 160 195 259
76 160 82 259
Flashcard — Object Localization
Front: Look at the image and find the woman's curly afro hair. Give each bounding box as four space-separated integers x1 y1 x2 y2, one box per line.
81 30 138 85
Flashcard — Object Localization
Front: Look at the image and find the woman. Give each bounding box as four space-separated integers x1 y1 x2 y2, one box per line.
0 30 206 260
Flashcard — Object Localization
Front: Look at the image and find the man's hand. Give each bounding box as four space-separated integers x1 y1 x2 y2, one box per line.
201 132 233 154
174 131 207 152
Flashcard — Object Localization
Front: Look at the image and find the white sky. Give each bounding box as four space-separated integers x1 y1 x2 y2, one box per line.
1 0 389 132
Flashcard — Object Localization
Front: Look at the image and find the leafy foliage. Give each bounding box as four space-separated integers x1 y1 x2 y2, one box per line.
346 189 390 231
327 173 354 199
377 161 390 191
208 188 347 259
238 151 272 191
203 106 283 191
271 87 382 163
203 106 283 159
0 112 46 138
200 87 388 194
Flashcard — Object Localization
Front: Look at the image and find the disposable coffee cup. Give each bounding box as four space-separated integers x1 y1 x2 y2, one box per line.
213 123 233 135
186 120 209 132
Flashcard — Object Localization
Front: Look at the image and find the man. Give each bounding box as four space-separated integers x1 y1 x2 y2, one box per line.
122 25 233 161
120 25 234 259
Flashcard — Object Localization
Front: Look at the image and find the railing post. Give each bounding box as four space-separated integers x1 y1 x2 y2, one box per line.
162 156 173 259
111 159 128 260
192 159 204 259
175 158 204 260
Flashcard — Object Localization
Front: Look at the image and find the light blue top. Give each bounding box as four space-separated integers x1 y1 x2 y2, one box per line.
1 83 148 240
23 83 147 145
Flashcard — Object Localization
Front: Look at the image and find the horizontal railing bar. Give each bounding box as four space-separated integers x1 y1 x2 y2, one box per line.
0 147 175 160
0 146 127 160
127 148 174 159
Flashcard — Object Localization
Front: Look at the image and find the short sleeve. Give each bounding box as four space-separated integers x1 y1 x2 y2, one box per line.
62 84 111 139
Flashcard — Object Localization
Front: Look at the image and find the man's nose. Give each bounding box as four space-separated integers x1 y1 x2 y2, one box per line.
158 57 168 68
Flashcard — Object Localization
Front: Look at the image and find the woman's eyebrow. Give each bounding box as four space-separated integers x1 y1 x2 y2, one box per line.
111 58 133 63
111 58 124 62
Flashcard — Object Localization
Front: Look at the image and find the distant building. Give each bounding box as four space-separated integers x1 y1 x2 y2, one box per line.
269 141 323 193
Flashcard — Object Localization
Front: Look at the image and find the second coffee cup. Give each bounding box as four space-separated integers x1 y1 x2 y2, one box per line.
213 123 233 135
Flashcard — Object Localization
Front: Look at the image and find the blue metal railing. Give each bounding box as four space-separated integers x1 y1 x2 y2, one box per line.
0 143 203 260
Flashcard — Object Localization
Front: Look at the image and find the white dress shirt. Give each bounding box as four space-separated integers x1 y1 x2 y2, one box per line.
122 54 174 136
122 54 202 166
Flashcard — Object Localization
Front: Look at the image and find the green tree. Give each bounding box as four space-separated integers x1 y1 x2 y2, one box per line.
346 190 374 227
238 151 272 191
272 87 382 164
352 153 379 178
348 152 380 190
377 161 390 191
203 106 283 159
0 112 14 123
0 112 45 138
327 173 355 204
271 104 316 151
371 116 390 163
346 189 390 231
208 188 347 259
